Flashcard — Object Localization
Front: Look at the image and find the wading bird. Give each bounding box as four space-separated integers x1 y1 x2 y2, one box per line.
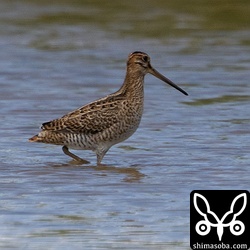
29 51 188 165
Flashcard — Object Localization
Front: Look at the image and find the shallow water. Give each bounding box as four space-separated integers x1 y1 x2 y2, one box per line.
0 1 250 249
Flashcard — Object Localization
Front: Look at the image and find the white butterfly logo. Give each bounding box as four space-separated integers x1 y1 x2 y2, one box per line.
193 193 247 241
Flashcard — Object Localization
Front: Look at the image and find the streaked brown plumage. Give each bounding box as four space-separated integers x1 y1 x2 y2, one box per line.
29 51 188 165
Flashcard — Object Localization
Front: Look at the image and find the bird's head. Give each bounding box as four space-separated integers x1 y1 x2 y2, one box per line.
127 51 188 96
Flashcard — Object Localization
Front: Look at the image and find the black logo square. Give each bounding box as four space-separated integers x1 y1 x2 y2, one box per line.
190 190 249 250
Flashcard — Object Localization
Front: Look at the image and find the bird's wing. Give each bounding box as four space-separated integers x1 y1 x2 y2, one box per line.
41 95 126 134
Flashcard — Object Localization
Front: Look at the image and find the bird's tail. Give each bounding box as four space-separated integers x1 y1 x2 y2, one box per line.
28 131 64 145
29 134 43 142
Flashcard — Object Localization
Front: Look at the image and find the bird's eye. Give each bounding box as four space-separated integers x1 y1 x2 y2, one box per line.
142 56 148 62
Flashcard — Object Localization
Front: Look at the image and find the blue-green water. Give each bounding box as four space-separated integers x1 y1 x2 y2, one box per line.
0 1 249 249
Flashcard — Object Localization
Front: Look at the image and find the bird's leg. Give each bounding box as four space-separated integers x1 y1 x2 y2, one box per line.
96 148 109 166
62 146 89 164
97 155 103 167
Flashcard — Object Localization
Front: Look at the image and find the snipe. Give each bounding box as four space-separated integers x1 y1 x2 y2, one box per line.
29 51 188 165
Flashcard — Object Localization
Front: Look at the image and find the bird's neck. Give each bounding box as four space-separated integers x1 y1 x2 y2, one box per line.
119 68 145 98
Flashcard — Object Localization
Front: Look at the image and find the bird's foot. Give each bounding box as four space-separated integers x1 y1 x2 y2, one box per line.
62 146 90 164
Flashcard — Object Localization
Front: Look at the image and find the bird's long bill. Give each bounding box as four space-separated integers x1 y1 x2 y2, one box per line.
149 67 188 96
